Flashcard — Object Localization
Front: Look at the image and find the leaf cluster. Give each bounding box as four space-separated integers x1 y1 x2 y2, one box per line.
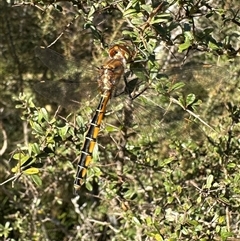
0 0 239 240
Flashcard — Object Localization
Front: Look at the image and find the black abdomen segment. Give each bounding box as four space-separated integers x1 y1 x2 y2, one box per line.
74 92 111 192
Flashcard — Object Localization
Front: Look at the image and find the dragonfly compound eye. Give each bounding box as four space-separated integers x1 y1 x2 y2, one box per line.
108 45 132 63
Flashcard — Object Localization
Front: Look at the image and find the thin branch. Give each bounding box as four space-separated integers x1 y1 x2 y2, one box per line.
0 121 8 156
87 218 120 233
170 96 218 133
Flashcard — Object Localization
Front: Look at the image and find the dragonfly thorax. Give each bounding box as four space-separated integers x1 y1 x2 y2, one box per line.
98 58 125 94
97 44 133 94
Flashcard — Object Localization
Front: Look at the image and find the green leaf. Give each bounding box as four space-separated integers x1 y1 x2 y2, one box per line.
227 162 236 168
0 221 12 238
28 143 41 155
124 189 136 199
208 41 220 51
125 0 139 9
151 17 169 24
181 227 189 235
123 8 137 17
220 226 232 240
206 174 214 189
68 126 75 136
12 153 30 163
141 4 152 14
131 15 145 25
31 174 42 186
178 39 191 52
30 121 44 135
12 153 31 173
85 181 93 191
131 17 145 25
49 117 56 124
186 93 196 107
105 124 119 133
39 108 49 122
76 115 84 127
159 158 174 167
146 216 152 226
170 81 185 92
218 197 230 205
178 96 186 107
132 216 141 226
178 31 194 52
184 31 194 41
88 4 98 18
92 144 99 161
58 125 69 139
122 30 138 38
154 233 163 241
23 167 39 175
218 216 225 224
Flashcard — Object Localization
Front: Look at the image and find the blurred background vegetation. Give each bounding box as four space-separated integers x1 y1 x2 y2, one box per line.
0 0 240 240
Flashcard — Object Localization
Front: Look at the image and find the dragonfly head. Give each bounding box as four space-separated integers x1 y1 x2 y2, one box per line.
108 45 134 63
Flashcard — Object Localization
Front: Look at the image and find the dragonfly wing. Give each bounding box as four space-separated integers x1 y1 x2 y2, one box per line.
107 64 231 141
34 47 98 110
35 47 75 76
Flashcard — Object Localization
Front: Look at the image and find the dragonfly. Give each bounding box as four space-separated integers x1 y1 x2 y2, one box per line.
35 44 230 193
72 44 133 191
35 44 145 192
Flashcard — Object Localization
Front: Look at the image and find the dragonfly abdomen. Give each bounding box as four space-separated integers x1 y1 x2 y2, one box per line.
74 45 132 193
74 92 111 191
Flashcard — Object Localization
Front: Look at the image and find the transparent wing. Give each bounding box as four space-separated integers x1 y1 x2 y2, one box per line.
34 47 99 110
34 47 233 144
107 64 232 144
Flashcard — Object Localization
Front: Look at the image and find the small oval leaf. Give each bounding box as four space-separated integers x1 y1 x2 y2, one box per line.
206 174 214 189
31 174 42 186
186 93 196 107
23 167 39 175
